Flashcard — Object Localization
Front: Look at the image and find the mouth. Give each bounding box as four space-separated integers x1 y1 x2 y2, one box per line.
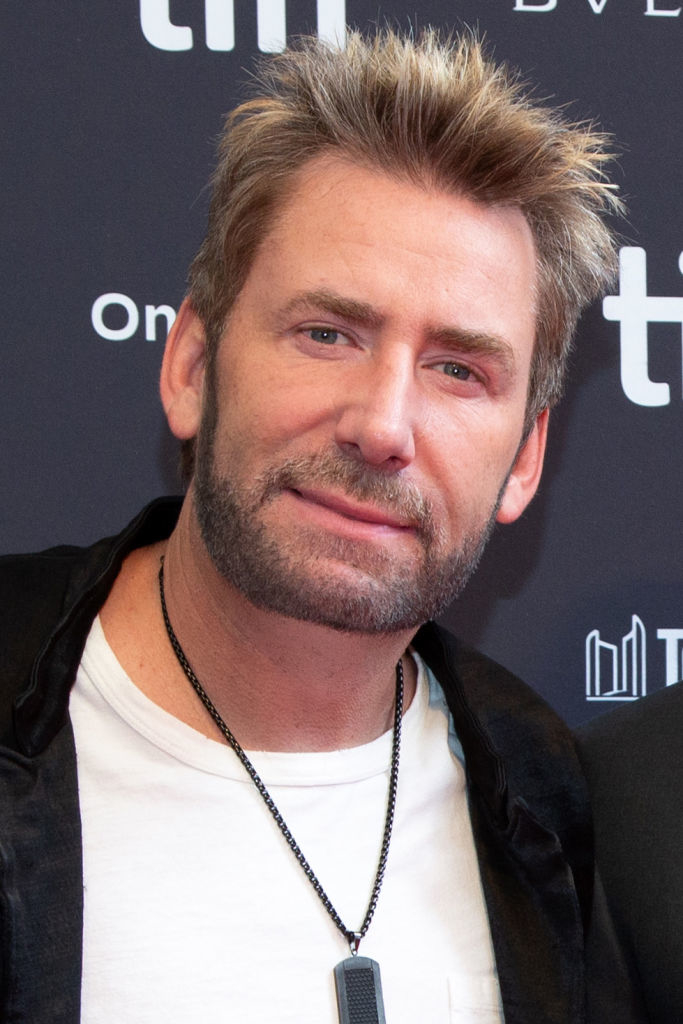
288 486 416 533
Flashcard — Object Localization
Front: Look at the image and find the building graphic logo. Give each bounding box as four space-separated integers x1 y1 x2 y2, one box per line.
586 615 647 702
603 247 683 407
586 617 683 702
140 0 347 53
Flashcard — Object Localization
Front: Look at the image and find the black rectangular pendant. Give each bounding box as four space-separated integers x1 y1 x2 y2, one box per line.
334 955 387 1024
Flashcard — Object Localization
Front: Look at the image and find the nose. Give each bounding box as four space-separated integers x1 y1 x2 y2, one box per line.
333 354 417 470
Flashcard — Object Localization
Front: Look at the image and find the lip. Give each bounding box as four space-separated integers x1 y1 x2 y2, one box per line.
289 486 415 532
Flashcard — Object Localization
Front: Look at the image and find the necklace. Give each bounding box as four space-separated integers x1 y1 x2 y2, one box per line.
158 557 402 1024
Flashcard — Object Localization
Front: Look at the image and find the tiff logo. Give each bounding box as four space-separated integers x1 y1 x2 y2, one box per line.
603 247 683 407
140 0 346 53
586 616 683 701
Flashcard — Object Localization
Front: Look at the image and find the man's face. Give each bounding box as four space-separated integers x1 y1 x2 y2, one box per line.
190 155 543 633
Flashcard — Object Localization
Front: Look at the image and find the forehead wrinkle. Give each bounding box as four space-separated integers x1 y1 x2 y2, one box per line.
281 288 385 329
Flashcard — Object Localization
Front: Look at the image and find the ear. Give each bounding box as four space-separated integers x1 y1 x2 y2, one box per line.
160 298 207 441
496 409 549 524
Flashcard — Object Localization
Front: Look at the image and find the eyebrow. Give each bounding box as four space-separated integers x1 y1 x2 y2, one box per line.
426 326 518 377
281 288 518 375
281 289 384 329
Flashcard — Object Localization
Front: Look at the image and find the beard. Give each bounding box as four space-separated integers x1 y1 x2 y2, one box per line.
193 405 501 635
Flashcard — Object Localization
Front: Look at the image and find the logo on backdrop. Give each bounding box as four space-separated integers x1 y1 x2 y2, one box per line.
514 0 680 14
603 247 683 406
139 0 346 53
586 615 683 701
91 293 176 342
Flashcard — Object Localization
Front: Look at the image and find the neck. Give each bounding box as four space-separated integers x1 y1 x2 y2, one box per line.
104 498 418 753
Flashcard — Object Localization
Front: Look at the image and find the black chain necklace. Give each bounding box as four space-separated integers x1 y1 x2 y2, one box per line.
158 557 402 1024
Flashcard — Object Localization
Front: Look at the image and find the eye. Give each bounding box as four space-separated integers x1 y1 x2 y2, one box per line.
308 327 341 345
439 362 472 381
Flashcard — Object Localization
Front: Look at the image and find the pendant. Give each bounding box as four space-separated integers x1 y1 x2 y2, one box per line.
334 955 387 1024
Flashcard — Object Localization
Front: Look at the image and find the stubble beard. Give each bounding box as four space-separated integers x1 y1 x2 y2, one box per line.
193 401 501 635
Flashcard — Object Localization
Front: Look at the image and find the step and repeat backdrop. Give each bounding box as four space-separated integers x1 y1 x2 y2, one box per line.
2 2 681 724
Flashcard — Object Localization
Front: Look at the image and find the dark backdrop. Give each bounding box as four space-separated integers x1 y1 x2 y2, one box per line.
3 1 681 725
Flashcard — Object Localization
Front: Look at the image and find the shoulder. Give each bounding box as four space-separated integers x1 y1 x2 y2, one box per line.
0 545 96 738
576 685 683 839
577 682 683 786
0 544 86 664
0 497 183 666
576 689 683 1021
416 620 578 761
0 497 183 748
414 622 588 836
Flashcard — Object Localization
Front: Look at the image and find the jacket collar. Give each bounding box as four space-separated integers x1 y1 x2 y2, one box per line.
14 496 183 756
414 621 591 867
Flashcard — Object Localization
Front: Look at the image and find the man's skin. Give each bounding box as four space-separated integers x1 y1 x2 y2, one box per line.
99 154 548 752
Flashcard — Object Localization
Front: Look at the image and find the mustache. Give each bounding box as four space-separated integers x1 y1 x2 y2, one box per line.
258 451 436 541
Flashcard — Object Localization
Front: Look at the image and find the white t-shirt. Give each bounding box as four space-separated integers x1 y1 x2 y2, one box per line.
69 617 503 1023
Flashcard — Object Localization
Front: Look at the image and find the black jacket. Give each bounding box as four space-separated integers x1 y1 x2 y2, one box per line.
578 686 683 1024
0 497 643 1023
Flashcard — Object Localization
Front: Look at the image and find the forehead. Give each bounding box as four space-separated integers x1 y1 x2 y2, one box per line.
238 153 537 353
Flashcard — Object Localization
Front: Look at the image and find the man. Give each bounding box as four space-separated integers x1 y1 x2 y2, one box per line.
0 29 636 1024
578 683 683 1023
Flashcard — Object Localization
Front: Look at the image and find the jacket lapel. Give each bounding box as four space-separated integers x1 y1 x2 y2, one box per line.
0 724 82 1023
414 622 588 1024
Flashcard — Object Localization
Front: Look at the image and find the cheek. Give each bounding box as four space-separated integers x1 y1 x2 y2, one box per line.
425 404 522 477
213 374 327 467
234 367 340 449
422 420 523 525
